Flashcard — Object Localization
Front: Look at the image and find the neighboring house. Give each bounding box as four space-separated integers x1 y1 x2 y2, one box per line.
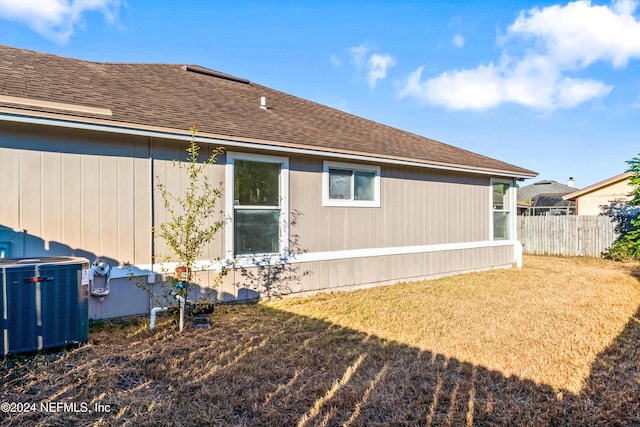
563 172 636 216
517 179 577 215
0 45 536 320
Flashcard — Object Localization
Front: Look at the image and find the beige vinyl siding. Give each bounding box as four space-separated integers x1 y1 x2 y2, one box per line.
91 247 516 317
1 126 500 265
1 125 516 319
218 245 513 300
0 122 152 264
289 156 490 253
90 276 150 320
150 137 226 263
576 178 634 215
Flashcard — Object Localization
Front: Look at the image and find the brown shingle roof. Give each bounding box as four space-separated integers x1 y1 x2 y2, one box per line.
0 45 536 177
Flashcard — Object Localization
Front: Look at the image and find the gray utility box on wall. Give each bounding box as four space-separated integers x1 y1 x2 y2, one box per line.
1 257 90 355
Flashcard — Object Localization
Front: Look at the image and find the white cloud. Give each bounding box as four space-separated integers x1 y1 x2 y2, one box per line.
400 65 504 110
399 57 613 111
0 0 121 43
507 0 640 68
452 34 465 48
349 43 370 69
400 0 640 111
367 53 396 89
346 43 396 89
555 77 614 108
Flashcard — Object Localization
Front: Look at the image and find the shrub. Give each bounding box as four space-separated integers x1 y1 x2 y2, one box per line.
605 155 640 261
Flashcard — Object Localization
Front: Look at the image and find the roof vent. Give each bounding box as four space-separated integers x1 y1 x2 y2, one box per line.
567 177 575 188
260 96 268 110
181 65 250 84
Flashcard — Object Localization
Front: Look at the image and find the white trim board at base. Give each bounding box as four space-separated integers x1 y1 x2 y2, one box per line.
125 240 520 276
289 240 517 264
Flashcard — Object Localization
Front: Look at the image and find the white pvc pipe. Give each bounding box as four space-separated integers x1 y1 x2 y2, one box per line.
149 307 168 330
515 241 523 269
175 295 186 332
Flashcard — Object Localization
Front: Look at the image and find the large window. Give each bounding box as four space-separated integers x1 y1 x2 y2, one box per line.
226 153 289 257
491 180 513 240
323 161 380 207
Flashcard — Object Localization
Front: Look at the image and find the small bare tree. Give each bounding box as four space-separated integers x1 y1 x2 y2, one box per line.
154 125 226 329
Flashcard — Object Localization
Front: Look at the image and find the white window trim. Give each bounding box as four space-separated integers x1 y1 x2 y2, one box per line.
489 178 516 241
322 161 381 207
225 152 289 259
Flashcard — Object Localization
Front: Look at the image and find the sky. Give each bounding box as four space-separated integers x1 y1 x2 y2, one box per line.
0 0 639 189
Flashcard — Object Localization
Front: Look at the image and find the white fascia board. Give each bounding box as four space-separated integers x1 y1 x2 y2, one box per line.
0 112 534 179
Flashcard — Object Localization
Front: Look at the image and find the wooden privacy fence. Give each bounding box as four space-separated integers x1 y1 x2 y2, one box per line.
517 215 619 257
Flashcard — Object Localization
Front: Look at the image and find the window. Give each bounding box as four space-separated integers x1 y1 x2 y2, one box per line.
323 161 380 207
491 179 513 240
226 153 289 257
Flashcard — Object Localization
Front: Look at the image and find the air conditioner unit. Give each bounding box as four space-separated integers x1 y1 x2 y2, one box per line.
0 257 90 355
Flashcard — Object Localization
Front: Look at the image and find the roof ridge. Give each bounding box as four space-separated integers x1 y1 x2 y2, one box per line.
181 65 250 84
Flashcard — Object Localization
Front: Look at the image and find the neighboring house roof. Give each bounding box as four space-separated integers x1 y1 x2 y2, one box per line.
518 180 577 202
563 172 634 201
531 193 575 208
0 45 536 178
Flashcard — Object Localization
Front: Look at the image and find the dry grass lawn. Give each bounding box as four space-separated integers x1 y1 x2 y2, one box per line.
269 255 640 394
1 255 640 426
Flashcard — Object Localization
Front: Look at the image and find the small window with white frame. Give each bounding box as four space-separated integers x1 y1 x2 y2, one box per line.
323 161 380 207
491 179 513 240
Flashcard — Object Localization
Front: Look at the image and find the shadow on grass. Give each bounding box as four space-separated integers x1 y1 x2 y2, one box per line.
2 305 640 425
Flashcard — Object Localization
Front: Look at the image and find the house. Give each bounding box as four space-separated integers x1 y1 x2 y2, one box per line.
517 179 577 215
563 172 636 216
0 45 536 319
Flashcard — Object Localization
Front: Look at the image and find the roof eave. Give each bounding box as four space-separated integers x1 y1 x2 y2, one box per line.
0 107 538 179
562 171 634 200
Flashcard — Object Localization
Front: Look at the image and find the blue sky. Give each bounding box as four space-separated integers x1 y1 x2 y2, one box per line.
1 0 639 189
